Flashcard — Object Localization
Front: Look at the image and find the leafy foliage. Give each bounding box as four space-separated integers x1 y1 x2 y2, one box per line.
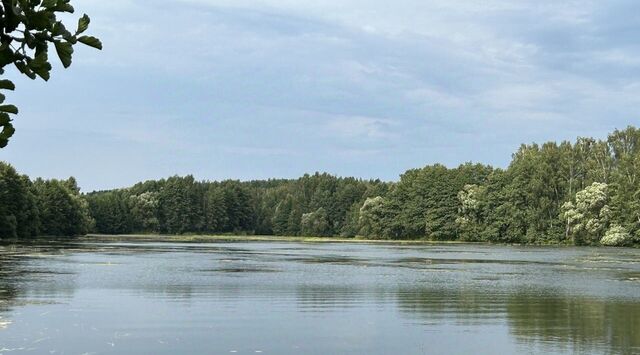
84 173 388 238
0 0 102 147
0 161 91 237
300 207 330 236
2 126 640 248
600 225 631 246
562 182 611 245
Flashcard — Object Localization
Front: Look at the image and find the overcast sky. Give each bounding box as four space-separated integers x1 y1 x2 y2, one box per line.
2 0 639 191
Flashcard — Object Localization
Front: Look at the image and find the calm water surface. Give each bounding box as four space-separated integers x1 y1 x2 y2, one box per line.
0 240 639 354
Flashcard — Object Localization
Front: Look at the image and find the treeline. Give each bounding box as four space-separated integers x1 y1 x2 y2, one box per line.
0 163 93 238
357 126 639 246
86 174 390 237
1 126 639 246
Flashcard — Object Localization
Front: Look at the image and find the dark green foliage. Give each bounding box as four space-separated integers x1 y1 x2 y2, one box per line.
0 0 102 147
0 162 38 237
32 178 93 236
219 181 254 233
157 176 199 234
86 190 131 234
84 173 387 237
300 207 330 236
383 163 492 239
79 126 640 246
357 196 394 239
204 186 227 233
271 194 293 235
0 162 91 238
339 202 361 237
3 126 640 247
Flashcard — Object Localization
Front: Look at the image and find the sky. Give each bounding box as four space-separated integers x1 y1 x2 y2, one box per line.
2 0 639 191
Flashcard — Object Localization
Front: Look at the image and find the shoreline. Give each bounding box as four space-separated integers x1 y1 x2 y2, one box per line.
84 233 487 245
2 234 628 248
79 233 590 248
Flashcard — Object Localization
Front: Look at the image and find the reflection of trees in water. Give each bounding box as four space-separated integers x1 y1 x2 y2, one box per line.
0 242 77 314
396 287 507 324
507 293 640 355
396 287 640 354
296 286 394 312
0 244 31 320
136 285 196 302
1 241 639 355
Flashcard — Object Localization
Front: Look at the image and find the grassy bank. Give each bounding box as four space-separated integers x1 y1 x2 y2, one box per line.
84 233 480 245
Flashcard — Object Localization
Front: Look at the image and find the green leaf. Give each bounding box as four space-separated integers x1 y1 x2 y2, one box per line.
0 122 16 147
0 113 10 125
32 50 49 65
24 31 36 48
41 0 58 8
54 3 74 13
0 93 5 104
0 105 19 114
52 21 71 37
34 70 50 81
77 14 90 34
4 125 15 136
0 47 16 67
77 35 102 50
54 40 73 68
0 80 16 91
29 10 55 30
15 61 37 79
31 62 52 81
29 55 52 81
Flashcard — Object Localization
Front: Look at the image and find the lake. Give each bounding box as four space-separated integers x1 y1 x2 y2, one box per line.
0 240 639 354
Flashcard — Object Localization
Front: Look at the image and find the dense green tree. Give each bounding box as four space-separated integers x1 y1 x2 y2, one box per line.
608 127 640 243
7 126 640 247
157 176 197 234
86 190 131 234
562 182 612 245
129 192 159 232
204 186 227 233
340 202 361 237
220 181 254 233
0 162 37 237
286 203 303 236
358 196 392 238
384 163 491 240
300 207 330 236
32 177 92 236
455 184 485 241
271 194 293 236
601 225 631 246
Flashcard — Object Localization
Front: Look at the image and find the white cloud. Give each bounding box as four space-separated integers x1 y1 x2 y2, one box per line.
5 0 640 190
405 87 465 108
326 115 399 139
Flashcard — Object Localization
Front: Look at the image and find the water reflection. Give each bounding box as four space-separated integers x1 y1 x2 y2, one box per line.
395 286 640 354
0 241 638 354
507 293 640 355
0 246 23 313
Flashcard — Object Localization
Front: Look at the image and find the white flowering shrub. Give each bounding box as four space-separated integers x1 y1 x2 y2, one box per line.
600 225 631 246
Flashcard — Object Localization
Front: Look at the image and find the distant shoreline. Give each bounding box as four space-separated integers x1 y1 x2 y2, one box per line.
1 234 627 248
79 234 606 248
84 233 489 245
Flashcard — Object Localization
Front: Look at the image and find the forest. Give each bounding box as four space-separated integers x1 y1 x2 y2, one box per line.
1 126 639 246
